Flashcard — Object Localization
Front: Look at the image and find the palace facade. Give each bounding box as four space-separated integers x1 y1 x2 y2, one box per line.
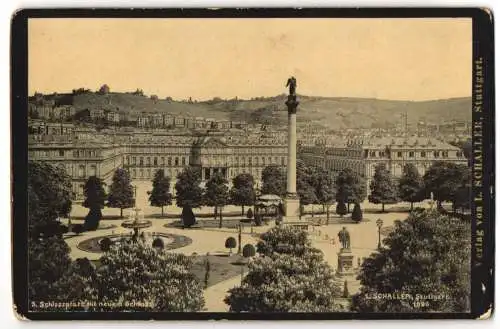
28 124 287 199
299 136 467 192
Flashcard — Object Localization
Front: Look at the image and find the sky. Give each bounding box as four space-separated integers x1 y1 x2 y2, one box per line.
28 18 472 101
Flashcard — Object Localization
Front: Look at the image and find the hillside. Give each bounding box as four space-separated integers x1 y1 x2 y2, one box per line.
35 92 471 130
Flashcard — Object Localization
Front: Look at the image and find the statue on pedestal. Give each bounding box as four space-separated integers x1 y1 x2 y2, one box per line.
338 227 351 250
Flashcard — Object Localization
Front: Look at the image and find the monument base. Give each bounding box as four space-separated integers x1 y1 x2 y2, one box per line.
283 195 301 221
336 248 355 278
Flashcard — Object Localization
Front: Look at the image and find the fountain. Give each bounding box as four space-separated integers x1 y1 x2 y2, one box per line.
121 207 152 242
76 195 192 253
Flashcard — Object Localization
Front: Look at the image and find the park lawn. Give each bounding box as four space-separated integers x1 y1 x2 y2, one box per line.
191 254 249 288
89 253 248 289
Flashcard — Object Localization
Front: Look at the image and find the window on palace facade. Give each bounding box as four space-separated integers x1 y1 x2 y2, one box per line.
78 165 85 178
182 157 186 165
370 151 376 157
161 157 165 165
249 157 252 165
235 157 239 165
456 151 461 157
168 157 172 166
421 151 426 158
434 151 439 158
59 150 64 157
154 157 158 166
140 157 144 165
397 151 402 157
132 169 136 178
442 151 448 158
132 157 136 165
274 157 278 164
281 157 285 166
409 152 414 158
262 157 265 165
90 165 97 176
175 157 179 166
146 157 151 165
147 169 151 178
255 157 259 165
140 169 143 177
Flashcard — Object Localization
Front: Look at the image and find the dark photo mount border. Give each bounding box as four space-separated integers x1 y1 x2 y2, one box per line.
11 7 494 320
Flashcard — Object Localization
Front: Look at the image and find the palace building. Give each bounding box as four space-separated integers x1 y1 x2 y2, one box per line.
299 136 467 192
28 124 287 199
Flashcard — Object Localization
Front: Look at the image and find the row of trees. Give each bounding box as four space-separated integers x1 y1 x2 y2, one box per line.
79 158 470 230
261 159 470 215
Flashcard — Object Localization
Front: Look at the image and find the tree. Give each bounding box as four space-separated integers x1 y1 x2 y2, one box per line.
28 161 73 238
314 168 336 222
225 227 342 312
203 172 229 228
181 205 196 228
256 225 323 258
230 173 256 215
351 203 363 222
261 165 286 197
97 241 205 311
352 209 471 312
399 163 425 211
48 258 98 310
336 201 347 218
335 168 366 212
98 84 110 95
368 163 399 212
28 162 73 302
296 161 318 218
225 237 237 255
83 176 107 230
107 168 134 218
149 169 172 217
29 235 72 302
423 162 469 209
175 167 203 208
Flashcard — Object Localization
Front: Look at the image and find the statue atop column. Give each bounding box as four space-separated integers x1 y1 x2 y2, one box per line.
338 227 351 250
286 76 297 96
285 76 299 114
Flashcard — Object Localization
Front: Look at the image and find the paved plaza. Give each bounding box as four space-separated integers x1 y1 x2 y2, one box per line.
64 180 431 312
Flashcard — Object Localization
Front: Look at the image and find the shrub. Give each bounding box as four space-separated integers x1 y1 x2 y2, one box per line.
336 201 347 217
225 237 237 254
351 203 363 222
72 224 85 235
246 208 254 219
100 237 112 252
242 244 256 258
152 238 165 250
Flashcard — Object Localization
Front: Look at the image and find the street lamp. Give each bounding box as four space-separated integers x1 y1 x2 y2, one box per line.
376 218 383 250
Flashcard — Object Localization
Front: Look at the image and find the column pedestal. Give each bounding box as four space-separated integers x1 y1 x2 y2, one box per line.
283 194 301 221
336 248 355 278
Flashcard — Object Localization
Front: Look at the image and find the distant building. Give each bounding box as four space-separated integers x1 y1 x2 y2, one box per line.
300 136 467 193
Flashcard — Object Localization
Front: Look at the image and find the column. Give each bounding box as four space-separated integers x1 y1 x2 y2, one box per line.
287 111 297 195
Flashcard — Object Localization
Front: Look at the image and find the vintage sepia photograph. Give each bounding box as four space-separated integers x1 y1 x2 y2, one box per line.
11 10 494 320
